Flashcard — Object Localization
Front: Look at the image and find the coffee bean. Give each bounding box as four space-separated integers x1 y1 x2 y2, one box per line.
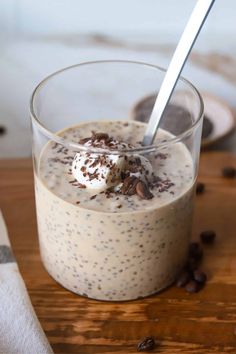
222 166 236 178
137 336 156 352
0 126 6 136
92 132 109 141
193 270 207 284
176 270 191 287
121 176 139 196
189 242 203 261
200 230 216 244
185 280 200 293
136 181 153 200
196 182 205 195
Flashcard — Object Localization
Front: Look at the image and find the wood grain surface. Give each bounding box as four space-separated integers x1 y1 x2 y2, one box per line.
0 153 236 354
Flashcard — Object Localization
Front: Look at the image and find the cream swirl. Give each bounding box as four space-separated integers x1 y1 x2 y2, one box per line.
72 132 153 192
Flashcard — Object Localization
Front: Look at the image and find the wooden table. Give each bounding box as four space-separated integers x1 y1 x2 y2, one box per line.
0 152 236 353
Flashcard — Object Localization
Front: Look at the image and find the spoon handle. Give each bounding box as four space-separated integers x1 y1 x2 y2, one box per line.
143 0 215 146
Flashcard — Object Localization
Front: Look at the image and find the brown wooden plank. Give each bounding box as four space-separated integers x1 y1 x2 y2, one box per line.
0 152 236 353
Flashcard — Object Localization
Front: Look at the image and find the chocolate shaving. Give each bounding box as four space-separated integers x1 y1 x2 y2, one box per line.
52 142 59 149
69 179 77 184
77 131 131 150
155 153 168 160
89 159 100 168
49 157 71 165
77 183 86 189
151 176 174 192
56 146 68 154
79 137 91 145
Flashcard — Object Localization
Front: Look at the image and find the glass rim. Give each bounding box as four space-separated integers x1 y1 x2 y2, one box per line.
30 60 204 154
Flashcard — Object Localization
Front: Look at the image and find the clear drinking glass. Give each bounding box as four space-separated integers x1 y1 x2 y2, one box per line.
30 61 203 301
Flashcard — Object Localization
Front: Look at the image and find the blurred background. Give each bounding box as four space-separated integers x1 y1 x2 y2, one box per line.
0 0 236 158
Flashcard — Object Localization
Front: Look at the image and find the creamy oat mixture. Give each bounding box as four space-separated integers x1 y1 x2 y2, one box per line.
35 120 195 301
38 120 193 212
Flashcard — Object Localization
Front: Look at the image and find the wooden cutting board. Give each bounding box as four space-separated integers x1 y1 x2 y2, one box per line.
0 152 236 354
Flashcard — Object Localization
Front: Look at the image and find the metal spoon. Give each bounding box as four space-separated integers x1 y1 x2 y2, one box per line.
143 0 216 146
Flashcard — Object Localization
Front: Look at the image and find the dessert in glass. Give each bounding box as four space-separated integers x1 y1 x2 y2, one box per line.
30 61 203 301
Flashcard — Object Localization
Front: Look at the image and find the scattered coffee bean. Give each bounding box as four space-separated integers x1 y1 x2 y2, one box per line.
185 280 200 293
196 182 205 195
137 336 156 352
176 239 210 293
0 125 6 136
189 242 203 261
222 166 236 178
193 270 207 284
176 270 191 287
200 230 216 244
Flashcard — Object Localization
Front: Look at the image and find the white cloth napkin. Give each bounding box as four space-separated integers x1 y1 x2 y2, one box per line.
0 210 53 354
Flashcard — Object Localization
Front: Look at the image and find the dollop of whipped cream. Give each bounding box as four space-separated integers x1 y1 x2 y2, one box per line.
72 131 153 192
